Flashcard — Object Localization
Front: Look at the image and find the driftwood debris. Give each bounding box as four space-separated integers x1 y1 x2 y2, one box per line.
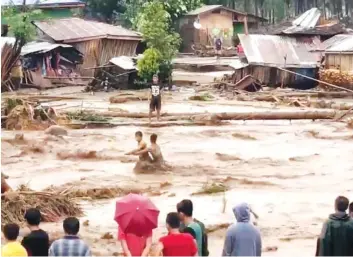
319 69 353 91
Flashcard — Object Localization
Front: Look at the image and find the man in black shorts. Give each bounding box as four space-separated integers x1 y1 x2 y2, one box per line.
149 74 163 122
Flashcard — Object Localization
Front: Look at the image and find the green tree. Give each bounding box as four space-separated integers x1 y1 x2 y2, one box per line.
2 7 43 43
136 1 181 82
137 48 161 80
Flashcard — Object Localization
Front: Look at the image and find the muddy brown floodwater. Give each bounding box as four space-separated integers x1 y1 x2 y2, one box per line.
2 87 353 256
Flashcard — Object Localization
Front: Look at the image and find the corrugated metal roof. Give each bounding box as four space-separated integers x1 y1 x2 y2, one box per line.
33 18 142 43
1 0 83 6
282 8 321 34
238 34 321 68
186 5 246 16
21 41 77 55
110 56 136 70
325 34 353 53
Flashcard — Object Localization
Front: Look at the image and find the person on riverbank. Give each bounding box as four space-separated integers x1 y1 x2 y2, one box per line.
22 208 49 256
155 212 197 256
49 217 91 256
318 196 353 256
177 199 203 256
222 203 262 256
149 74 163 122
178 200 209 256
118 226 152 256
2 223 28 257
125 131 150 161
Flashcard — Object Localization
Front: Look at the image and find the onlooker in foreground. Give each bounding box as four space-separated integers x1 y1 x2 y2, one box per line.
318 196 353 256
178 200 209 256
21 208 49 256
222 203 261 256
349 202 353 218
49 217 91 256
155 212 197 256
177 199 203 256
118 226 152 256
2 223 28 257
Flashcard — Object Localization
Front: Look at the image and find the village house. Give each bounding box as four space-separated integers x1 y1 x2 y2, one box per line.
319 34 353 72
179 5 267 52
32 18 142 76
236 34 322 89
1 0 85 22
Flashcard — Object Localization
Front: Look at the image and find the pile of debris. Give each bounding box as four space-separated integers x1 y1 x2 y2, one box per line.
192 44 238 57
319 69 353 91
213 73 262 92
1 185 83 224
1 97 62 130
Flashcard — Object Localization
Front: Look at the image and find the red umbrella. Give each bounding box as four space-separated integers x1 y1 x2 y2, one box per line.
114 193 160 236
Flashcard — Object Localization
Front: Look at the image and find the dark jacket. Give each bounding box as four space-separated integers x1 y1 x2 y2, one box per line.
318 212 353 256
180 218 209 256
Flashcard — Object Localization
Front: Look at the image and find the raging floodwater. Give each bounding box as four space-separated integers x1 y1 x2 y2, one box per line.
1 87 353 256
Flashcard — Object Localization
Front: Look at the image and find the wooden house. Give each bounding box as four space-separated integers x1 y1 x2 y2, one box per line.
33 18 142 76
179 5 267 52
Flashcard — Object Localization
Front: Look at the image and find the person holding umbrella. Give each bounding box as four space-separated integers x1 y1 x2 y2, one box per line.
115 194 159 256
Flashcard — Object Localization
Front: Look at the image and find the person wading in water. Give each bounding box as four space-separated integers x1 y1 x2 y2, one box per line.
125 131 150 161
149 74 163 122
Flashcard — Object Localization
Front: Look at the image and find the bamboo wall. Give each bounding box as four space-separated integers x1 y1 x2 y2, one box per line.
325 53 353 72
74 39 139 76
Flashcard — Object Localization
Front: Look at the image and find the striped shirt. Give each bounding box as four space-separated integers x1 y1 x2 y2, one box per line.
49 236 91 256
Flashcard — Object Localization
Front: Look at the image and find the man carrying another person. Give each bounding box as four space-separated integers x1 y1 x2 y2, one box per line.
134 133 164 166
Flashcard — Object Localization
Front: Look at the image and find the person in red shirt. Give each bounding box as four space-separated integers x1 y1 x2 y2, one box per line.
155 212 198 256
118 226 152 256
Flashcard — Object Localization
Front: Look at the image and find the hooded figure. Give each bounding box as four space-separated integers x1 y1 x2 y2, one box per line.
222 203 261 256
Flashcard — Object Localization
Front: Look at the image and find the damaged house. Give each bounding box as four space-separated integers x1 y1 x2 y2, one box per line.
21 41 83 88
237 34 321 89
32 18 142 76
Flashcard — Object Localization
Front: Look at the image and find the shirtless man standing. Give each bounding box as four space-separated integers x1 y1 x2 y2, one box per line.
125 131 150 161
149 75 163 122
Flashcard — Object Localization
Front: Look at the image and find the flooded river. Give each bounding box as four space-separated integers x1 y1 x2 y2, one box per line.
2 87 353 256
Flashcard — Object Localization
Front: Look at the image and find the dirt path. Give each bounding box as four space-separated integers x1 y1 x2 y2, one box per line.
2 87 353 256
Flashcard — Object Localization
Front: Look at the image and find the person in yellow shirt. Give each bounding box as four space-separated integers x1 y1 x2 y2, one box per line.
10 59 23 91
2 223 28 257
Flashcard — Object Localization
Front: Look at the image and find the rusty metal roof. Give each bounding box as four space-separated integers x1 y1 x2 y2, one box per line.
238 34 321 68
21 41 79 56
33 18 142 43
322 34 353 53
282 8 321 34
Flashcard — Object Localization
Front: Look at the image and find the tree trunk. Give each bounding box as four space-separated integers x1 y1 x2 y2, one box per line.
210 110 338 121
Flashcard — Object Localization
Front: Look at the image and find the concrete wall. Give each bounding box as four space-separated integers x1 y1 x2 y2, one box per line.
326 53 353 72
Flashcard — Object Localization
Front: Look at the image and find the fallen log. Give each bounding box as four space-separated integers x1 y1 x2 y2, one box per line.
210 110 338 121
63 120 226 129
